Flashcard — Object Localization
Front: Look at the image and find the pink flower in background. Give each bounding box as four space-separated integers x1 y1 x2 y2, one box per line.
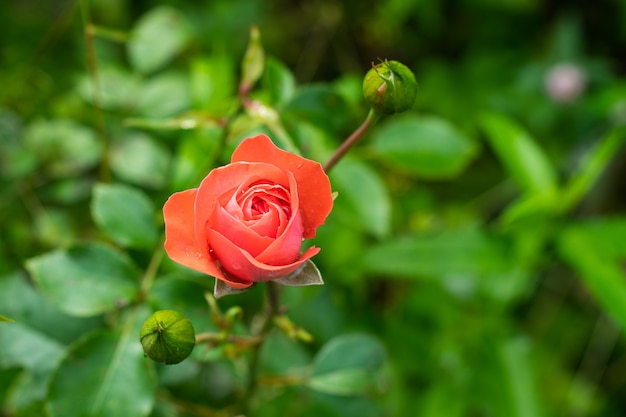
544 62 587 104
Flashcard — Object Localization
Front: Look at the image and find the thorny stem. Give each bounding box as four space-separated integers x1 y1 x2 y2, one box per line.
324 108 380 172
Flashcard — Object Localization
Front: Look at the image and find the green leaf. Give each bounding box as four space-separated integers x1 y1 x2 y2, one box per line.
77 65 140 111
34 208 77 247
169 127 223 191
309 368 373 396
274 260 324 286
46 307 157 417
0 314 14 322
561 126 626 211
284 85 352 133
110 132 171 189
3 369 49 416
190 55 237 115
136 71 191 117
420 385 465 417
260 329 311 376
498 337 543 417
363 225 510 281
127 6 191 74
371 114 477 178
0 272 102 344
26 243 140 316
560 218 626 261
0 322 65 372
330 158 392 238
263 57 296 107
0 111 37 178
558 219 626 332
313 333 386 375
333 74 370 110
499 192 559 226
309 333 386 397
148 273 216 333
0 324 68 415
479 112 557 194
91 183 158 249
23 119 101 177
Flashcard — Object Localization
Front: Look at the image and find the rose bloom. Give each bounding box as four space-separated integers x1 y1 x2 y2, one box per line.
163 134 333 289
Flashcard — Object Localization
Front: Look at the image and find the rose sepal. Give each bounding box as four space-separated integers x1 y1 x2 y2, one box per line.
273 260 324 287
213 260 324 298
214 279 253 299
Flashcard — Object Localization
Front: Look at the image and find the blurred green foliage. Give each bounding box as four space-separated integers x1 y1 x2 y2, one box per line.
1 0 626 416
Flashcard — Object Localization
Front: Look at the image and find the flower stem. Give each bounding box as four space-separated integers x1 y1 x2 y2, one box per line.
139 243 164 299
244 281 281 412
79 0 110 183
324 108 380 172
195 332 263 346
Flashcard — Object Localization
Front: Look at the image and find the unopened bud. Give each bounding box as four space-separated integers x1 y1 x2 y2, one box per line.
239 26 265 96
363 60 417 114
140 310 195 365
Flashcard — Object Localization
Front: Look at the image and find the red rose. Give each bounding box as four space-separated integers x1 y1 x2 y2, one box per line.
163 134 333 289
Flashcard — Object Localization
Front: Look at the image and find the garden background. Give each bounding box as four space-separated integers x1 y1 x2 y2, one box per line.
1 0 626 416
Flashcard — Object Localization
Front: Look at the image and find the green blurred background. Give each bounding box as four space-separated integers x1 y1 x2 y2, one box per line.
2 0 626 416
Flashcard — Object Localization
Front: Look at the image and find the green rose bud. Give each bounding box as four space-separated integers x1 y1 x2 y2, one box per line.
140 310 195 365
363 60 417 114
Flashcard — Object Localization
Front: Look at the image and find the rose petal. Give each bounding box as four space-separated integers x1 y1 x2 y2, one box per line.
213 271 255 289
195 162 291 257
237 177 293 237
163 190 253 290
212 205 274 257
239 183 290 220
255 173 304 265
256 208 304 265
237 182 291 237
231 134 333 238
248 203 284 237
208 228 320 282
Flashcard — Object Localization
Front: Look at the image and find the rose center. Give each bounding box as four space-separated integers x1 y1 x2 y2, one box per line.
238 182 291 220
251 197 269 215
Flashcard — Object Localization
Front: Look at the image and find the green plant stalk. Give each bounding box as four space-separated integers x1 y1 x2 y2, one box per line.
244 281 281 412
324 108 380 172
195 332 263 346
560 126 626 212
264 115 301 155
79 0 110 183
87 24 129 43
124 115 223 131
241 97 300 155
139 243 165 299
